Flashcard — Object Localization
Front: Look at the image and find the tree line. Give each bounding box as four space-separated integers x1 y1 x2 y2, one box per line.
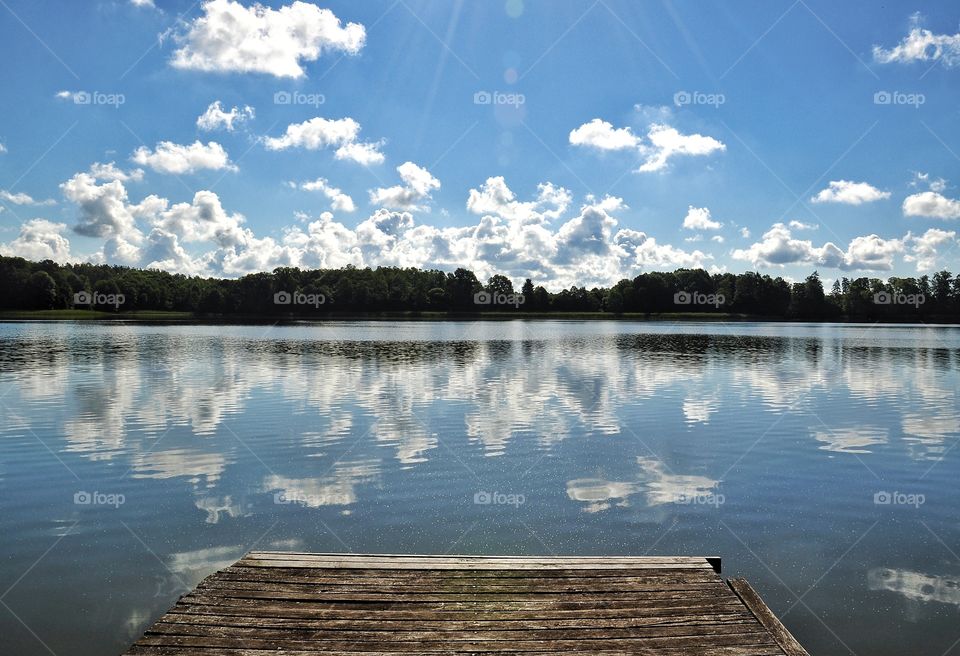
2 255 959 320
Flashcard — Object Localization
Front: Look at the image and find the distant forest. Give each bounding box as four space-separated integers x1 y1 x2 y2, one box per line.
1 255 959 321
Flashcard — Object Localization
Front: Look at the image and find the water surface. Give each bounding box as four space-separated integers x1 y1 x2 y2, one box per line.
1 320 959 654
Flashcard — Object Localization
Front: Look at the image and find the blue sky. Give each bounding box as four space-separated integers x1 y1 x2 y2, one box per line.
1 0 959 288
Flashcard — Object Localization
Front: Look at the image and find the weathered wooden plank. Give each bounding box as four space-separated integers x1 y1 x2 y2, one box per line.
133 632 781 651
123 553 806 656
186 588 738 604
216 568 717 581
728 579 809 656
146 620 769 642
175 595 748 618
158 610 758 631
128 646 786 656
199 578 731 595
240 558 713 570
248 552 718 563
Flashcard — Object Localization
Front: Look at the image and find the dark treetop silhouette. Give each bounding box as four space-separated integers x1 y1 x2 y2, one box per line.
1 255 956 321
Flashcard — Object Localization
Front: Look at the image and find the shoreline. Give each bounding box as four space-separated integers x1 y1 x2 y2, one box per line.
0 309 957 325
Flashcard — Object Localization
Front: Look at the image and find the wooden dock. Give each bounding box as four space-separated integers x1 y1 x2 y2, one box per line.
124 552 809 655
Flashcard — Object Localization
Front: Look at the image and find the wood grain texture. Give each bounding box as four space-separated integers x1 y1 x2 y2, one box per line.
124 553 807 655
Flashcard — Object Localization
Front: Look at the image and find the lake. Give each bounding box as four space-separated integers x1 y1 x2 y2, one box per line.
1 320 959 654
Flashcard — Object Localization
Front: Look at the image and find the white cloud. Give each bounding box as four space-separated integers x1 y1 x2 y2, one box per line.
151 190 248 247
638 124 725 173
130 0 155 7
0 219 72 261
333 141 385 166
466 177 571 223
569 118 725 172
682 206 721 230
788 220 817 230
369 162 440 211
904 228 957 271
903 191 960 220
732 222 903 271
0 142 6 154
739 227 751 238
132 140 236 175
873 18 960 67
264 116 384 164
297 178 356 212
0 190 56 206
89 161 144 182
811 180 891 205
42 172 945 287
910 172 948 197
59 172 158 264
171 0 365 78
197 101 254 131
568 119 640 151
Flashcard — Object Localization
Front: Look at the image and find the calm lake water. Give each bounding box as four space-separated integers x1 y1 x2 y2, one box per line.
1 320 959 654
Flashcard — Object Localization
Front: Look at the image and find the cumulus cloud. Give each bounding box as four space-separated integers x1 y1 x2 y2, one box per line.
732 222 903 271
788 220 817 230
569 118 725 172
151 190 248 247
170 0 365 78
0 190 56 206
132 140 236 174
130 0 155 7
89 161 144 182
59 171 165 267
332 141 385 166
638 124 725 172
264 116 384 164
197 101 255 131
903 191 960 220
568 119 640 151
0 142 6 154
873 17 960 67
812 180 891 205
682 206 721 230
45 169 945 287
0 219 72 261
466 177 571 223
47 171 712 288
904 228 957 271
296 177 356 212
369 162 440 211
